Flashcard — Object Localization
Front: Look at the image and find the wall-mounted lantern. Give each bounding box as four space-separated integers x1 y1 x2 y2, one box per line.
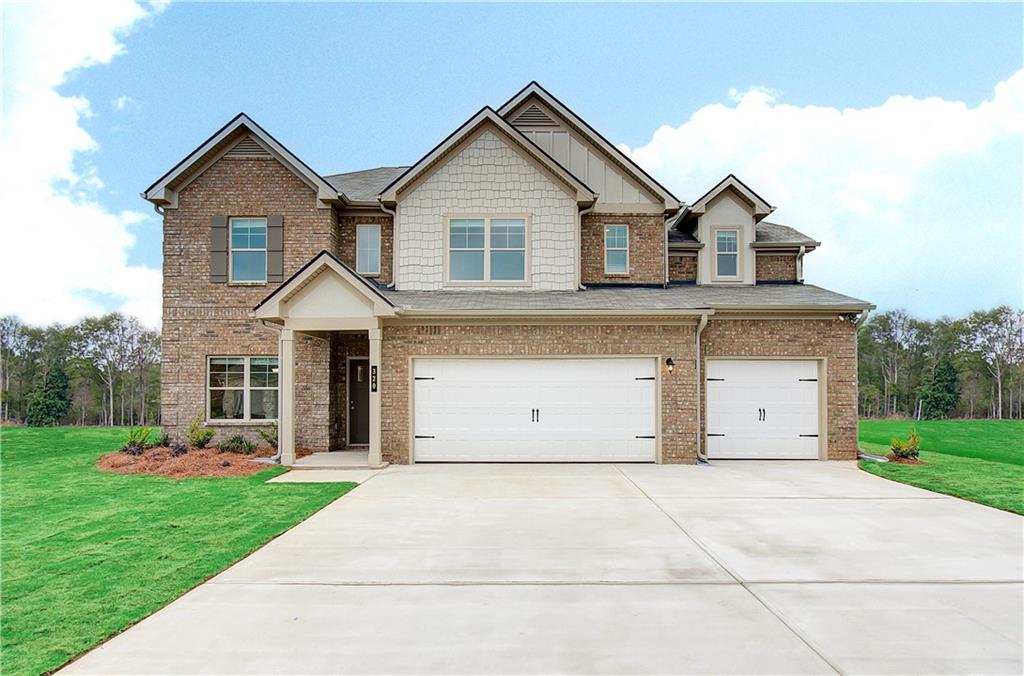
665 357 675 374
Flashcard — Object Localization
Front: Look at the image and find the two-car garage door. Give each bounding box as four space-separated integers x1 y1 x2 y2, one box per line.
413 358 657 462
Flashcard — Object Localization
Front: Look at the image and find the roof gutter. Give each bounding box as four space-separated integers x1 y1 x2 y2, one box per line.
391 307 713 319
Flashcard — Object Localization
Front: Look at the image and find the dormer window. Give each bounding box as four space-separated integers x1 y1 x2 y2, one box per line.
715 229 739 279
446 216 527 284
230 217 267 282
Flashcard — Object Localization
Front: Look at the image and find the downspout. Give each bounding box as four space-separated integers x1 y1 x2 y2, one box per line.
378 201 398 289
577 202 596 290
663 215 670 288
796 245 806 283
695 312 710 463
854 308 870 329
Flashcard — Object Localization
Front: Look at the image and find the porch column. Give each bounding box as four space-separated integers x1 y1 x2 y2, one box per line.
279 328 296 466
368 326 382 466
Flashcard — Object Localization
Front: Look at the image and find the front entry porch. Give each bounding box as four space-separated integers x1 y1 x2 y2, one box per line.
292 449 388 470
252 251 397 467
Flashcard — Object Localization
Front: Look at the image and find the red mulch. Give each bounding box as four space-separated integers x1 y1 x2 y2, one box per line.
887 454 925 465
98 446 279 479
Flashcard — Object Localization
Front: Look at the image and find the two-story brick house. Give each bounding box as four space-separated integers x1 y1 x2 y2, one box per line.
144 82 872 466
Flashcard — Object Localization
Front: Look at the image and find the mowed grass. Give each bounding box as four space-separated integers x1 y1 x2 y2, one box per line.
0 427 355 676
859 419 1024 515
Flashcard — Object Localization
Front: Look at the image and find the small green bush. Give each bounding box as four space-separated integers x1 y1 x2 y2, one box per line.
890 432 921 459
169 440 188 457
219 434 255 455
186 414 215 449
121 427 152 456
257 423 278 450
149 432 171 448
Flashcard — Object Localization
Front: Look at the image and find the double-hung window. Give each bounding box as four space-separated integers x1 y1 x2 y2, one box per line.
208 356 279 421
230 217 267 282
356 223 381 275
715 230 739 278
448 217 526 283
604 224 629 274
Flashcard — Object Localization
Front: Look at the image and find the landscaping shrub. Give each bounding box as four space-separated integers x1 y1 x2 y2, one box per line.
219 434 255 455
150 432 171 448
120 427 152 456
257 423 278 450
169 441 188 457
890 432 921 459
186 413 215 449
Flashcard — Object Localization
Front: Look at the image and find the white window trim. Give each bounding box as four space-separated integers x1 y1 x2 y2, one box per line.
603 223 630 276
228 216 268 284
356 223 381 276
443 214 531 287
712 227 741 281
206 356 279 424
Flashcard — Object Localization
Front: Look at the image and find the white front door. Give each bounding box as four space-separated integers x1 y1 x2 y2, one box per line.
706 359 821 459
413 358 657 462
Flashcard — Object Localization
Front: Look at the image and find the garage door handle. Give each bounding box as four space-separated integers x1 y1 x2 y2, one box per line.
706 377 725 381
799 434 818 438
707 433 725 437
414 435 434 439
635 435 656 439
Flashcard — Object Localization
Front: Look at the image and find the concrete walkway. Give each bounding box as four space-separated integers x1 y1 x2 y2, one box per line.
64 462 1023 674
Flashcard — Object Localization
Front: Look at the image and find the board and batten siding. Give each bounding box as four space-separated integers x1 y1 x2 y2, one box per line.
396 130 579 291
509 100 658 209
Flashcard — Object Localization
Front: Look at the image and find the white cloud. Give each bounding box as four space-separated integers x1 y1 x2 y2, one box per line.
112 95 137 111
622 71 1024 317
0 1 163 327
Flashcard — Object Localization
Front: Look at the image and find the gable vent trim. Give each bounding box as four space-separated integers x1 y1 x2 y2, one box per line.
225 136 272 159
512 104 558 127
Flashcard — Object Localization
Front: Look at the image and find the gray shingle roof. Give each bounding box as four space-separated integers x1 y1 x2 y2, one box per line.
381 284 872 313
324 167 409 202
755 222 819 246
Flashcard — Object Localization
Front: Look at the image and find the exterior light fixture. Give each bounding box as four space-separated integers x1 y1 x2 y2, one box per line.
665 357 675 374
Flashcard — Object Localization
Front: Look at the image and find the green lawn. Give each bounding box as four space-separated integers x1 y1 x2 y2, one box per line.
0 427 355 676
859 419 1024 515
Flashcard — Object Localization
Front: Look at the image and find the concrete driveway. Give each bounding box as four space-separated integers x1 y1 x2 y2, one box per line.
65 461 1023 674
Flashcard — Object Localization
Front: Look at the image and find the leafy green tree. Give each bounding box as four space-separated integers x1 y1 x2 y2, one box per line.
920 353 960 419
25 362 71 426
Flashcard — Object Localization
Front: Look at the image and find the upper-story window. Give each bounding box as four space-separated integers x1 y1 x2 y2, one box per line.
230 217 267 282
447 216 527 284
604 224 629 274
715 229 739 279
356 223 381 275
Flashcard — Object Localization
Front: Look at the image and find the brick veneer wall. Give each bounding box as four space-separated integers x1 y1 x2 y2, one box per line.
755 254 798 282
700 317 859 459
668 253 697 282
396 130 579 290
581 213 666 284
337 214 394 284
380 322 698 464
161 155 335 450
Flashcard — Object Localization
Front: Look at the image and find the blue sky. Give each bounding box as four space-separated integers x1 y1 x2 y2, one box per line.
2 1 1022 325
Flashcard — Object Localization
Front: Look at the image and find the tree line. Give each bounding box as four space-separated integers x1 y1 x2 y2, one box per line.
1 314 160 426
858 306 1024 419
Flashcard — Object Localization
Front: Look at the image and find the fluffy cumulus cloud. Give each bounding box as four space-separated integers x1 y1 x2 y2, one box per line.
0 1 164 327
622 73 1024 317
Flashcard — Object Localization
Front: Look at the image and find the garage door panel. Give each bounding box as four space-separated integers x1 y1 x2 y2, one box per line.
413 358 656 462
707 359 821 460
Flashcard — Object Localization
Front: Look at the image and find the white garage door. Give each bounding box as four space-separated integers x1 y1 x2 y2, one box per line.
413 358 657 462
706 359 821 459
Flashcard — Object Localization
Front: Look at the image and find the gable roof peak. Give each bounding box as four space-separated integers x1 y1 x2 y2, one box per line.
688 174 774 220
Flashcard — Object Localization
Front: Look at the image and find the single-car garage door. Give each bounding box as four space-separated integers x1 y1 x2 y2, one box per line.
706 359 821 459
413 358 657 462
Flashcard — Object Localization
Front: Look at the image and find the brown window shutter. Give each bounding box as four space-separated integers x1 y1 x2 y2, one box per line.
267 215 284 282
210 215 228 283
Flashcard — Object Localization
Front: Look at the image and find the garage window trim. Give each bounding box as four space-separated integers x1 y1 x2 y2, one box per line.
207 356 279 422
446 216 529 285
714 229 740 279
604 224 629 275
356 223 381 275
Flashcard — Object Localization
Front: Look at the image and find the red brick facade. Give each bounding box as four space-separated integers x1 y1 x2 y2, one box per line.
337 214 394 284
668 254 697 282
581 213 666 284
756 253 798 282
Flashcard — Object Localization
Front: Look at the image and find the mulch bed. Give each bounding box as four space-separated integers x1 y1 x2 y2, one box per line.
887 454 926 465
98 446 278 479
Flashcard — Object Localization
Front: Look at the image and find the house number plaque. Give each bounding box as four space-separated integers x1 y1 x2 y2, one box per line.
370 365 377 392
